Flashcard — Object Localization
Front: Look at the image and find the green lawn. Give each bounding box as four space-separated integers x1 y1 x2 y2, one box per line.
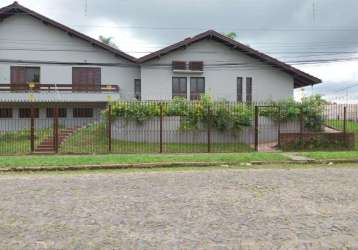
60 123 254 154
302 151 358 160
326 119 358 148
0 152 288 168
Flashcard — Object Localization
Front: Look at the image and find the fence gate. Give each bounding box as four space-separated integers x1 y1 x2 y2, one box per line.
255 106 281 152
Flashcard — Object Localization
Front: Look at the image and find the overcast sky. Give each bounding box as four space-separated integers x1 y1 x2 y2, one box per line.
1 0 358 102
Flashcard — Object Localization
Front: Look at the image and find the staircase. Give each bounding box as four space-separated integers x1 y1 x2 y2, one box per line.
34 128 77 154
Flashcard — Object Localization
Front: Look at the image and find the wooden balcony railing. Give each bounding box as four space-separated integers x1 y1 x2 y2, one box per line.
0 84 120 92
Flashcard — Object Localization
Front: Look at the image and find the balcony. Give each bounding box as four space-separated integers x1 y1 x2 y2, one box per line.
0 84 120 93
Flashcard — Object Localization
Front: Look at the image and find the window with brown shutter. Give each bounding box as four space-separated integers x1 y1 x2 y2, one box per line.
190 77 205 100
172 61 186 71
134 79 141 100
172 77 187 99
0 108 13 118
46 108 67 118
237 77 243 102
189 61 203 71
246 77 253 103
73 108 94 118
72 67 101 91
10 66 40 91
19 108 39 118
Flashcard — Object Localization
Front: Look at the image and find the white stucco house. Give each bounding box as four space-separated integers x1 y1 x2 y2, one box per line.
0 1 321 121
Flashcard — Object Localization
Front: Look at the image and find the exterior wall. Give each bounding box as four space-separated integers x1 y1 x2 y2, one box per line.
141 40 294 102
112 117 301 144
0 104 104 132
0 14 140 101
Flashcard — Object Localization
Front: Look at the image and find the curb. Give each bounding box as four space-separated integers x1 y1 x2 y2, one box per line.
1 159 358 173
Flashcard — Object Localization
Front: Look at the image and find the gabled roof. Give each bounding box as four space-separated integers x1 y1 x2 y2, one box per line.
139 30 322 88
0 2 137 63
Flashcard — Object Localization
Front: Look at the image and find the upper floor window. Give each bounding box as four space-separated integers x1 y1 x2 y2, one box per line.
11 66 40 90
172 77 187 99
172 61 186 71
72 67 101 91
189 61 203 71
190 77 205 100
134 79 141 100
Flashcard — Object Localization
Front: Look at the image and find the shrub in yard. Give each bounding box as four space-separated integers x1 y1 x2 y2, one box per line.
107 94 253 132
261 95 326 131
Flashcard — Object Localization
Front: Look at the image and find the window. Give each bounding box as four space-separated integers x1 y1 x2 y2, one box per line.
73 108 94 118
246 77 253 103
172 77 187 99
172 61 186 70
189 61 203 71
10 67 40 90
46 108 67 118
237 77 243 102
190 77 205 100
72 67 101 91
134 79 141 100
0 108 13 118
19 108 39 118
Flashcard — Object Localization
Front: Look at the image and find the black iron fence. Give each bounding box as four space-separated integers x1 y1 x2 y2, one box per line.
0 101 356 155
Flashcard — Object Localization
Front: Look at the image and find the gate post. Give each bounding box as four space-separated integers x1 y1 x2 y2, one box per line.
300 107 304 148
53 105 59 153
108 104 112 153
30 106 35 153
254 106 259 152
343 106 347 134
277 106 281 148
159 103 163 154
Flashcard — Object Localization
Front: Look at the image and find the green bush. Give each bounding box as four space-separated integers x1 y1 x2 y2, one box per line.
107 95 253 133
261 95 326 131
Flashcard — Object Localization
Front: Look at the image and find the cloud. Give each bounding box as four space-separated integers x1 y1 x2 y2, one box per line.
1 0 358 100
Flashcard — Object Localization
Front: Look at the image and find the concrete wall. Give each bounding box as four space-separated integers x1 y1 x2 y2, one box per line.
0 14 140 101
141 39 294 102
112 117 301 144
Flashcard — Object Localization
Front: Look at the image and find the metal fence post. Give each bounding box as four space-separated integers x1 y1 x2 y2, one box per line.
343 106 347 134
300 107 304 149
30 106 35 153
254 106 259 152
108 104 112 153
159 103 163 153
207 106 211 153
277 106 281 148
53 105 59 153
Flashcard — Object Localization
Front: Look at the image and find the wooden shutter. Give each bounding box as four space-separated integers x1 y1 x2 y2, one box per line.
172 61 186 70
190 77 205 100
10 67 26 91
246 77 253 103
237 77 243 102
72 68 101 91
172 77 187 99
189 61 203 71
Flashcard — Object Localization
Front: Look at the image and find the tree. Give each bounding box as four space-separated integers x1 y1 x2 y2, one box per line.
225 32 237 40
99 35 118 48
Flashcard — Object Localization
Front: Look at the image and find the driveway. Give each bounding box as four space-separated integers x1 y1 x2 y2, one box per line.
1 167 358 249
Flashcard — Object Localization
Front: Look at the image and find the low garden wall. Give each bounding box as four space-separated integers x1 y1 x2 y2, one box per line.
112 116 302 144
279 132 356 151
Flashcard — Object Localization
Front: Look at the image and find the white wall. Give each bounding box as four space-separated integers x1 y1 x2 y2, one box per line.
141 39 294 102
0 14 140 101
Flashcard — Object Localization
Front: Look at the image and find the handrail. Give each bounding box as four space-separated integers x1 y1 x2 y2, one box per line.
0 84 120 92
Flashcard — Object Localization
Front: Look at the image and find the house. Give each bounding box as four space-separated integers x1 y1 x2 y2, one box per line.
0 2 321 122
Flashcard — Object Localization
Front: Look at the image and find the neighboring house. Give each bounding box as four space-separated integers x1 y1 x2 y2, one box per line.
0 2 321 122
